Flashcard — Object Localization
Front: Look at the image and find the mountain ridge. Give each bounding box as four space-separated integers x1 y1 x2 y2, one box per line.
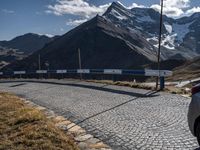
0 33 58 54
2 15 156 71
0 33 58 69
1 1 200 72
103 2 200 60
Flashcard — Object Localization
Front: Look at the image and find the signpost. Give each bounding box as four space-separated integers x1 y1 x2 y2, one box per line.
14 71 26 79
78 48 82 80
36 70 47 74
38 54 41 70
156 0 164 90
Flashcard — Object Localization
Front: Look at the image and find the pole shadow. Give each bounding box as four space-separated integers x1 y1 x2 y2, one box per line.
0 80 159 98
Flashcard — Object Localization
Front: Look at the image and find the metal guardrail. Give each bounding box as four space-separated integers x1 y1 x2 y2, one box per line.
0 69 172 90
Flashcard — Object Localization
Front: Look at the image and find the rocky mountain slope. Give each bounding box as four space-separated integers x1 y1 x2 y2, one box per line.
0 33 57 54
0 46 27 69
167 57 200 81
103 2 200 60
2 1 200 71
0 33 58 68
2 15 157 71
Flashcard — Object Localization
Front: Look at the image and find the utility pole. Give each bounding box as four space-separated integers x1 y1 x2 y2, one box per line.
156 0 164 90
78 48 82 80
38 54 41 70
38 54 41 79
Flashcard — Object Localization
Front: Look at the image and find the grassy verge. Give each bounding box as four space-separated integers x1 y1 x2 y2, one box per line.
165 86 191 96
86 80 192 96
86 80 154 90
0 92 79 150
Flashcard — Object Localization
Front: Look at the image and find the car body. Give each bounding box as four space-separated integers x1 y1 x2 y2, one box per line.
188 83 200 144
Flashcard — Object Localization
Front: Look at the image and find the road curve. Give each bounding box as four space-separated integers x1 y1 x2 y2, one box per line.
0 79 198 150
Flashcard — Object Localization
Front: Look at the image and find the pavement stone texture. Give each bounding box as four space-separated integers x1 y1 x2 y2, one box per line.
20 98 111 150
0 79 199 150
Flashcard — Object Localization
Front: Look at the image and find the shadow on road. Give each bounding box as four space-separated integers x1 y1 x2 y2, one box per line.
0 79 161 142
0 80 159 98
66 89 158 130
9 83 27 87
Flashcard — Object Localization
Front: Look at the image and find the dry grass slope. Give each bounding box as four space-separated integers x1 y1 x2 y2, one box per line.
0 92 79 150
86 80 191 96
86 80 154 90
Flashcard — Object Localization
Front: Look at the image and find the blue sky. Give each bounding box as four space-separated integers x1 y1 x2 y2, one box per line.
0 0 200 40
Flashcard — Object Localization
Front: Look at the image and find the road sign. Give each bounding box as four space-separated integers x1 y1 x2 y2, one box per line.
14 71 26 75
145 69 172 77
36 70 47 74
77 69 90 74
104 69 122 75
56 70 67 74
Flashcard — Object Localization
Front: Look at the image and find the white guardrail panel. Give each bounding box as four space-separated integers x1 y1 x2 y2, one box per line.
77 69 90 74
14 71 26 75
36 70 47 74
145 69 173 77
0 69 172 77
104 69 122 75
56 70 67 74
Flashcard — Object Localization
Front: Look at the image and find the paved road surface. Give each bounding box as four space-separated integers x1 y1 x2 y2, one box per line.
0 79 198 150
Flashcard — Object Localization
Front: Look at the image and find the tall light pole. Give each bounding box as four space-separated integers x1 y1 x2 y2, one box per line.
38 54 41 79
156 0 164 90
38 54 41 70
78 48 82 80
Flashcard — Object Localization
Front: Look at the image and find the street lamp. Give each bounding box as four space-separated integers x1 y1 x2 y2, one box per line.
156 0 164 90
78 48 82 80
45 61 50 78
38 54 41 70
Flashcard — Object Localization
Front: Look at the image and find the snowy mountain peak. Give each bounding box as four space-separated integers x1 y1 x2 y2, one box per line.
105 1 131 14
103 3 200 60
111 1 126 9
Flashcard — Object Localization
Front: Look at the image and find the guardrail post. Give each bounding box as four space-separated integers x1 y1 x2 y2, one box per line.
160 76 165 90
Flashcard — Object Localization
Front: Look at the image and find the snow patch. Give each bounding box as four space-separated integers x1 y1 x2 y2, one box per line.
135 26 143 30
147 34 176 50
147 37 158 42
137 16 155 23
162 34 177 50
110 9 127 20
164 22 172 34
116 1 127 9
172 21 193 43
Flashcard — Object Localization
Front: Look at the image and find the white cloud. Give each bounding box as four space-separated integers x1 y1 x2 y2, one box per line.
44 34 54 38
126 0 199 18
46 0 111 18
46 0 200 28
150 0 192 17
1 9 15 14
163 0 190 9
186 7 200 15
127 3 146 9
151 4 184 17
38 33 54 37
66 18 88 26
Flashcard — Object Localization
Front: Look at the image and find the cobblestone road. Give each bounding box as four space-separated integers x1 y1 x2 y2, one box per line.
0 79 198 150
